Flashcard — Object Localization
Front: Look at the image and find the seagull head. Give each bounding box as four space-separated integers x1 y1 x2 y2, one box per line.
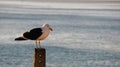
42 24 53 31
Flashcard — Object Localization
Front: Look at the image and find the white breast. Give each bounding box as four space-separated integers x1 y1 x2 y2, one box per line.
37 28 50 40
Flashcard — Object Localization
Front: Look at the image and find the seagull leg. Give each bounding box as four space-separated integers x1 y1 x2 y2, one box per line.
38 41 41 48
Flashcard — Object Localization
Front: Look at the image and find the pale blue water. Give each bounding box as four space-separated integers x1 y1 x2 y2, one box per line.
0 1 120 67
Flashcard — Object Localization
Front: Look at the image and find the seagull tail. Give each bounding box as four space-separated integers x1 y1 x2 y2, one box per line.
15 37 27 41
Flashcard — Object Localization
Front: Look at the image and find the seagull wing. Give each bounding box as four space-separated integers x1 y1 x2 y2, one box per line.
23 28 43 40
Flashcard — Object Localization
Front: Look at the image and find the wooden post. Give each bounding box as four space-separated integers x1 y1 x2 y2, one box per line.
33 48 46 67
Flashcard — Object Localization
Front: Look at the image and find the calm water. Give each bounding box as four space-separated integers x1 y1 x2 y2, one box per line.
0 1 120 67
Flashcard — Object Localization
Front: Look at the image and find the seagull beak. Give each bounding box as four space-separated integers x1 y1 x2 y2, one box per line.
49 27 53 31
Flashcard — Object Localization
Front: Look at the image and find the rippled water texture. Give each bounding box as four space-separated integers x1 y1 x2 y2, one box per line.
0 1 120 67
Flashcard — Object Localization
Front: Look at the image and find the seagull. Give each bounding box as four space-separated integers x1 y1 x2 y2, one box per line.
15 24 53 48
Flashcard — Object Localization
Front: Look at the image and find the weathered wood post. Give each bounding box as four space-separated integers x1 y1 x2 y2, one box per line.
33 48 46 67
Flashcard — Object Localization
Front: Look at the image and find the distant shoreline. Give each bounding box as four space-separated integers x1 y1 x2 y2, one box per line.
1 0 120 3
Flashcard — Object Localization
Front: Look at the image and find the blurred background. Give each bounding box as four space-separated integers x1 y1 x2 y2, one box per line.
0 0 120 67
